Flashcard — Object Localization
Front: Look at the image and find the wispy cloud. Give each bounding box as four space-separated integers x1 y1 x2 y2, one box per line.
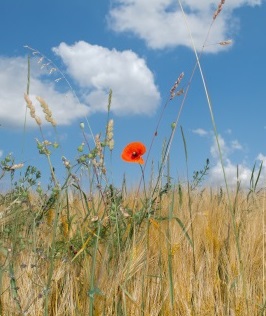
257 153 266 165
210 134 229 160
108 0 262 52
53 41 161 116
230 139 243 150
192 128 208 136
210 134 244 160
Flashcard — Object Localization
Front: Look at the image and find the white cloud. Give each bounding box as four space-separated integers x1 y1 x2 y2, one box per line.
208 159 255 188
210 134 229 160
208 134 265 188
108 0 263 52
257 153 266 165
0 56 90 128
210 134 244 160
52 41 161 116
192 128 208 136
231 139 243 150
0 150 3 158
0 42 160 128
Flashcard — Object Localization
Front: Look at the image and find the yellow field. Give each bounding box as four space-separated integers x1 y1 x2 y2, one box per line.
0 186 265 315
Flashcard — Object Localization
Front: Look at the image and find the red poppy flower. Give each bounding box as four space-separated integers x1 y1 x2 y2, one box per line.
121 142 146 164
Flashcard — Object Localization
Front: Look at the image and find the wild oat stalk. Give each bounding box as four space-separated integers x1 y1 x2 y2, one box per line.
180 126 196 313
143 0 231 202
21 55 31 161
24 45 95 146
178 0 247 307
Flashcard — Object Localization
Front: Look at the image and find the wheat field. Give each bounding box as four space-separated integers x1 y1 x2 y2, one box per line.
0 183 265 315
1 2 265 314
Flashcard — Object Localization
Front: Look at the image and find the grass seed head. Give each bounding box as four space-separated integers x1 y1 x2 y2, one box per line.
170 72 184 99
106 119 114 150
36 96 57 126
213 0 226 20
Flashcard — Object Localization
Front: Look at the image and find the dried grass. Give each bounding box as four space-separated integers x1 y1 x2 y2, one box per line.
0 188 264 315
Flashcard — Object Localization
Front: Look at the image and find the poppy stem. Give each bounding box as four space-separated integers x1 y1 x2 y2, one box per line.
139 164 147 201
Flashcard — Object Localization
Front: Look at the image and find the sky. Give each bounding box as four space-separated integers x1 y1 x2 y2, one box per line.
0 0 266 191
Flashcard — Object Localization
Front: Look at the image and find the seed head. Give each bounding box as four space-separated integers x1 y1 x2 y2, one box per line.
213 0 226 20
35 116 42 126
36 96 57 127
170 72 184 100
106 119 114 150
219 40 232 46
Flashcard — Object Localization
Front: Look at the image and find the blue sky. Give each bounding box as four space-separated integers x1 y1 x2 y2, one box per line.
0 0 265 190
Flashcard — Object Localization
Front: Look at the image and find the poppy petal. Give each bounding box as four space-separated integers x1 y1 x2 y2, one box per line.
121 142 146 164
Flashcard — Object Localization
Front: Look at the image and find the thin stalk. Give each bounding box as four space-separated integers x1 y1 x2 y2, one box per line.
263 188 266 309
178 0 246 305
136 0 218 202
8 262 22 313
141 216 150 316
21 55 31 163
136 164 150 228
89 223 101 316
167 162 175 312
43 193 61 316
24 45 96 146
114 203 121 257
180 126 196 314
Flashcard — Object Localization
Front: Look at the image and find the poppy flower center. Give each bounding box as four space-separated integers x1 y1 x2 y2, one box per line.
131 151 139 158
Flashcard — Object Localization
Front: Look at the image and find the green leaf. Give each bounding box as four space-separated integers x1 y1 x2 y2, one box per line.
174 217 193 247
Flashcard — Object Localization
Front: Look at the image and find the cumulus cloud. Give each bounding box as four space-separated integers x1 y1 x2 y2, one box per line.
108 0 263 52
52 41 160 116
257 153 266 165
209 160 253 188
208 134 265 188
0 56 90 128
191 131 265 188
0 42 160 128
